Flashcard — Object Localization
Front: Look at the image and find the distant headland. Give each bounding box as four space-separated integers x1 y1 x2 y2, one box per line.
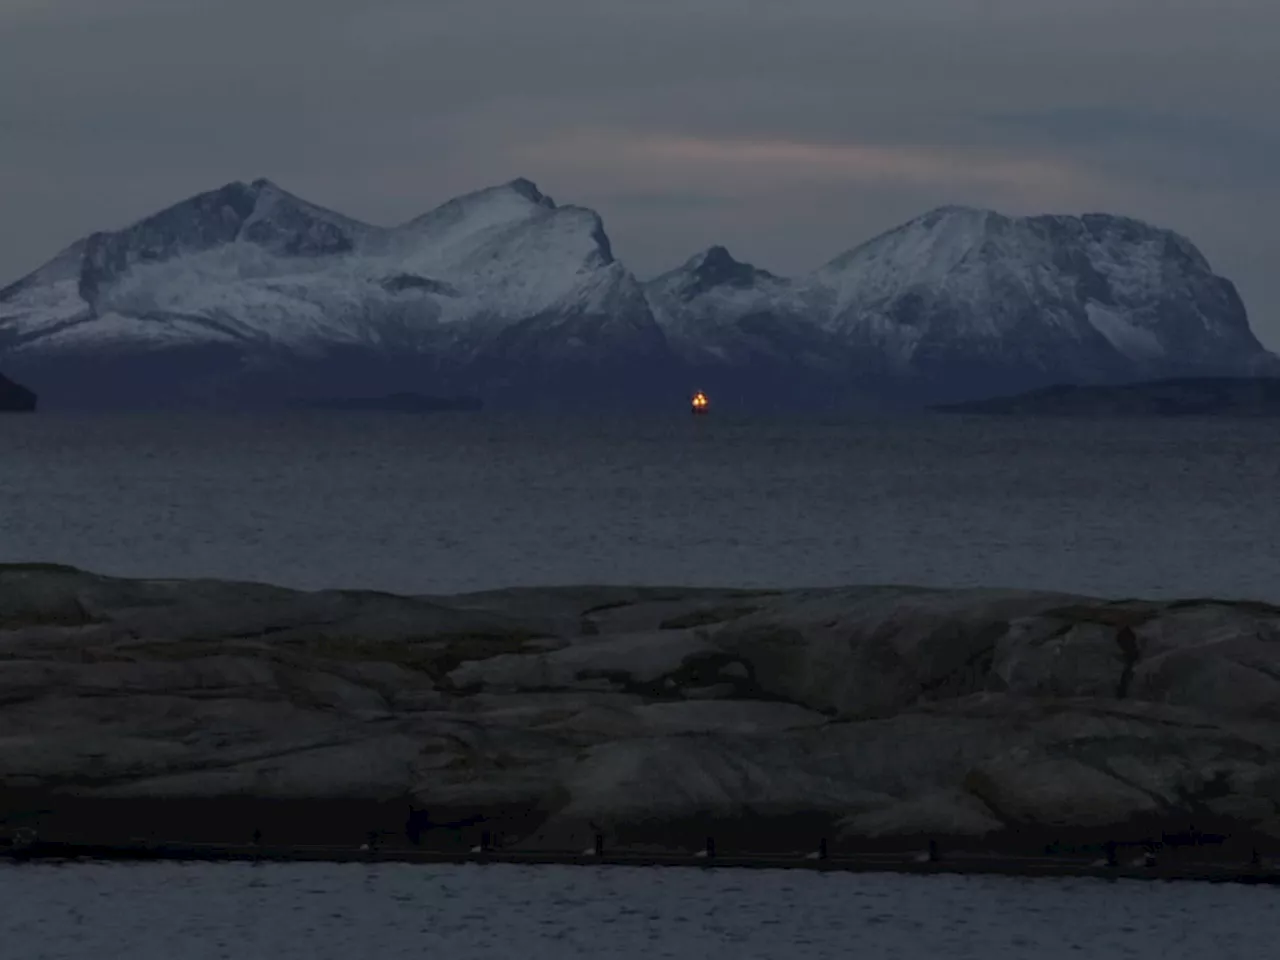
0 369 35 412
937 377 1280 417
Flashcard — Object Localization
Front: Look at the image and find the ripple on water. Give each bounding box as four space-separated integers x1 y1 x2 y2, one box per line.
1 413 1279 600
0 862 1276 959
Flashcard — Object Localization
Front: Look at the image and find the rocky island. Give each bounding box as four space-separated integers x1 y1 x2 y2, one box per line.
3 565 1279 872
0 371 35 412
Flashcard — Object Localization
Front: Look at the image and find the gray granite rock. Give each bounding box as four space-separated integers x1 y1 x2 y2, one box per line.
3 565 1280 853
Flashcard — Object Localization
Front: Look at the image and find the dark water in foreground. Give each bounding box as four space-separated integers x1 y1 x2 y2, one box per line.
2 861 1275 960
1 412 1278 600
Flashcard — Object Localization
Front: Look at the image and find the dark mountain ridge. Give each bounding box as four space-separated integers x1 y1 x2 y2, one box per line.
0 369 35 412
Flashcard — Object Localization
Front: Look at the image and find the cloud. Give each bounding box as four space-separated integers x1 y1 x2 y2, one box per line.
984 108 1280 188
528 132 1093 196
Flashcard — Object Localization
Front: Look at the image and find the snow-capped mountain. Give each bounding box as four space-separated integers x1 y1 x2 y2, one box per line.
814 205 1275 396
646 245 820 362
643 246 887 408
0 178 672 408
2 181 1274 410
644 205 1275 405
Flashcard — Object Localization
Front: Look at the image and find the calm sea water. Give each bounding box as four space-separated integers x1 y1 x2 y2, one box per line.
2 861 1275 960
1 412 1278 600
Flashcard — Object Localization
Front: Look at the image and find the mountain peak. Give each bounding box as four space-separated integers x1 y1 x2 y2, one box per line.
691 245 737 269
908 204 1003 234
668 245 777 299
504 177 555 208
821 204 1003 278
401 178 560 236
919 204 990 219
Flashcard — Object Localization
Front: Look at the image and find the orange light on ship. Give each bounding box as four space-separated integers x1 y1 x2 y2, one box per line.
690 391 709 414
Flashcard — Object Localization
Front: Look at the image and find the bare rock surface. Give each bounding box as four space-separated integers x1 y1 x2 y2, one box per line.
3 564 1280 853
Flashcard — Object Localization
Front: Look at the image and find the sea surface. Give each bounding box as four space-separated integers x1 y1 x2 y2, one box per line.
4 412 1280 958
1 411 1278 600
2 861 1275 960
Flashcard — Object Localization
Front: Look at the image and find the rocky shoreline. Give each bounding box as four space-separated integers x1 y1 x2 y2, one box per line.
3 565 1280 867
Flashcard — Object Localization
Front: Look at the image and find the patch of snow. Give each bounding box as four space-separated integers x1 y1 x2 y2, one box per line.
0 276 88 337
1086 302 1166 361
818 206 999 311
19 311 242 351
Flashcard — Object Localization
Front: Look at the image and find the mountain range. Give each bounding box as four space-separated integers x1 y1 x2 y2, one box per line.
1 177 1274 410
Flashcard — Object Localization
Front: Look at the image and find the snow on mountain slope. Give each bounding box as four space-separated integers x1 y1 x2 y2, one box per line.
1 180 373 352
0 177 646 356
2 180 1274 410
0 177 678 408
388 182 620 326
0 242 92 342
813 205 1270 380
641 245 896 409
639 205 1274 404
647 246 808 330
644 246 835 365
388 177 558 262
821 206 998 311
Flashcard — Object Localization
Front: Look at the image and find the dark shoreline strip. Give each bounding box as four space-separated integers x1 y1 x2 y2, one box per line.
4 841 1278 885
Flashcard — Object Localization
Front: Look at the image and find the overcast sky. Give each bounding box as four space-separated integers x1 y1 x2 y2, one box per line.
2 0 1277 345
